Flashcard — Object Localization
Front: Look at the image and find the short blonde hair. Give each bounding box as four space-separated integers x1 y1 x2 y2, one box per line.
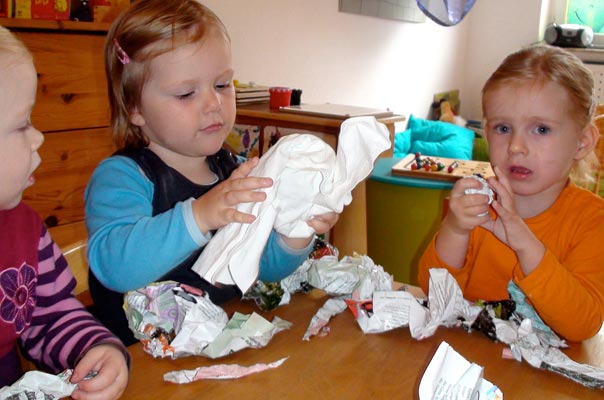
0 25 32 69
482 44 599 186
105 0 230 150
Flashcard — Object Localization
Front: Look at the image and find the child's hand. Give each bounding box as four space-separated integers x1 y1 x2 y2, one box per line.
281 212 340 249
435 176 494 268
70 344 128 400
481 166 532 248
481 166 544 273
192 157 273 233
444 177 492 234
307 212 339 235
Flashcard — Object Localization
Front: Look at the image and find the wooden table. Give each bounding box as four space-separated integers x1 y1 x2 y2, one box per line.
122 289 604 399
235 102 406 156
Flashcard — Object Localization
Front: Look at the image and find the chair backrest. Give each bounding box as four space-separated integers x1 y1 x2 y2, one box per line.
62 239 92 307
593 105 604 197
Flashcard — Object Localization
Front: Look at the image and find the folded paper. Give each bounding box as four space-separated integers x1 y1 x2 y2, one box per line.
419 341 502 400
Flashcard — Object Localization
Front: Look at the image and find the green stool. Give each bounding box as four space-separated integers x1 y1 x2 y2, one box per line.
367 157 453 285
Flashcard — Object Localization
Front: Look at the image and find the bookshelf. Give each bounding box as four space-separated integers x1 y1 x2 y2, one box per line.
0 17 111 32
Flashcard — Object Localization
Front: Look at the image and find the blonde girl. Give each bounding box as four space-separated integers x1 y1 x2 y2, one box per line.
0 26 128 398
85 0 338 345
419 45 604 341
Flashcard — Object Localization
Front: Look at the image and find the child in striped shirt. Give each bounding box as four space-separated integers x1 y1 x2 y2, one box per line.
0 26 129 399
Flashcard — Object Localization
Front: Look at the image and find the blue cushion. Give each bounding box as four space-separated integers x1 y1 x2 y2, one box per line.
393 114 474 160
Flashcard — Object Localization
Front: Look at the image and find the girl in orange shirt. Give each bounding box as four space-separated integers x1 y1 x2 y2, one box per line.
419 45 604 341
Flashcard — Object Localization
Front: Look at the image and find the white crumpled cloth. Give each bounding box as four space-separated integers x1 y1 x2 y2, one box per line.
192 116 391 293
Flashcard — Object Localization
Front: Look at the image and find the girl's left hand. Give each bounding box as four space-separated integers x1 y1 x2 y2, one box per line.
307 212 339 235
480 166 530 249
281 212 340 249
481 166 544 273
70 344 129 400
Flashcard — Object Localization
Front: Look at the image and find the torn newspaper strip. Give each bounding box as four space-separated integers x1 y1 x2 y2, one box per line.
164 357 288 383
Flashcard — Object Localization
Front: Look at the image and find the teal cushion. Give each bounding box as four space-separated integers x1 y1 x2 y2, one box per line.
393 114 474 160
393 126 411 156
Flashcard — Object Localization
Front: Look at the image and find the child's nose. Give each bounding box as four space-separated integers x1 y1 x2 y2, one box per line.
202 90 221 113
508 133 527 155
29 127 44 151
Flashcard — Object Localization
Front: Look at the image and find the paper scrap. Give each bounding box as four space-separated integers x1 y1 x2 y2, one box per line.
0 370 76 400
302 298 347 340
124 281 291 359
419 341 502 400
279 254 393 340
268 256 604 390
164 357 288 383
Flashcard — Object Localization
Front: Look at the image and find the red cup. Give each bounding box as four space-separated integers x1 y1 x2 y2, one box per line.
269 87 292 109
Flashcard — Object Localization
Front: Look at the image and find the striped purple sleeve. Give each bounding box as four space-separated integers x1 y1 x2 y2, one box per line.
19 227 128 373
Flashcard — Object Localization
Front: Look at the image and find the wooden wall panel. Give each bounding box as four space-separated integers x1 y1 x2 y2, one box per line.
23 127 115 227
15 31 110 133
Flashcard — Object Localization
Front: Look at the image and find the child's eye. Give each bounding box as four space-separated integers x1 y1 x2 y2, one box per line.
18 121 32 132
533 125 550 135
493 124 510 134
176 92 194 100
216 81 232 90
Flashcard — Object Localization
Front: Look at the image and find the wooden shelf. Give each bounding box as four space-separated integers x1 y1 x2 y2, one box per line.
0 17 111 32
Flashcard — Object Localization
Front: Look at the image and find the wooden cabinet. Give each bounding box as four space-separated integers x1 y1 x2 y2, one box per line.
3 19 115 244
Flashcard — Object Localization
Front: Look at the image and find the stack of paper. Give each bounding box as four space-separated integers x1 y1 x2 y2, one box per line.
235 83 269 105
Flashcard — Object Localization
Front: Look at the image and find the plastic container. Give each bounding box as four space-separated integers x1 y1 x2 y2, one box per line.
366 157 453 284
290 89 303 106
269 87 292 109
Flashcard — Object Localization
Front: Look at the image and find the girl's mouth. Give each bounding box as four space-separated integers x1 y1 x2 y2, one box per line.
203 123 223 133
509 165 532 178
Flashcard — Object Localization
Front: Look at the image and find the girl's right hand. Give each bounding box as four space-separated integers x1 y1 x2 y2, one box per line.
192 157 273 234
434 176 493 268
444 176 492 235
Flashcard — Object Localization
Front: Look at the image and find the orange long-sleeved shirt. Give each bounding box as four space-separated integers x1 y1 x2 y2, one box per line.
418 184 604 341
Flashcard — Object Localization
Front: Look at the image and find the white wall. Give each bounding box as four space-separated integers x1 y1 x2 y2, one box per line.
462 0 549 121
204 1 560 127
204 0 470 127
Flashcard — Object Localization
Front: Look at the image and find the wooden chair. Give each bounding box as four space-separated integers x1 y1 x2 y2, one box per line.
62 239 92 307
593 111 604 197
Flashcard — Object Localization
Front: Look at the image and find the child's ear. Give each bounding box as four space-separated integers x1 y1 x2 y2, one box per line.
129 107 145 127
575 123 598 160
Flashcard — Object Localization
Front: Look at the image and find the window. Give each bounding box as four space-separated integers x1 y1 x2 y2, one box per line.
566 0 604 32
565 0 604 46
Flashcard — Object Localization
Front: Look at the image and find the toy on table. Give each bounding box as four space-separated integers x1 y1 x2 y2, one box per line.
409 152 446 172
392 152 494 182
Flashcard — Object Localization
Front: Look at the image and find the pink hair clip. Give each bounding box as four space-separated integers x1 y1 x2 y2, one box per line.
113 39 130 65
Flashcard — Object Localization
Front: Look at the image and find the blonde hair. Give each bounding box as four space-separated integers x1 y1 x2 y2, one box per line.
481 44 599 187
0 25 32 69
105 0 230 150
